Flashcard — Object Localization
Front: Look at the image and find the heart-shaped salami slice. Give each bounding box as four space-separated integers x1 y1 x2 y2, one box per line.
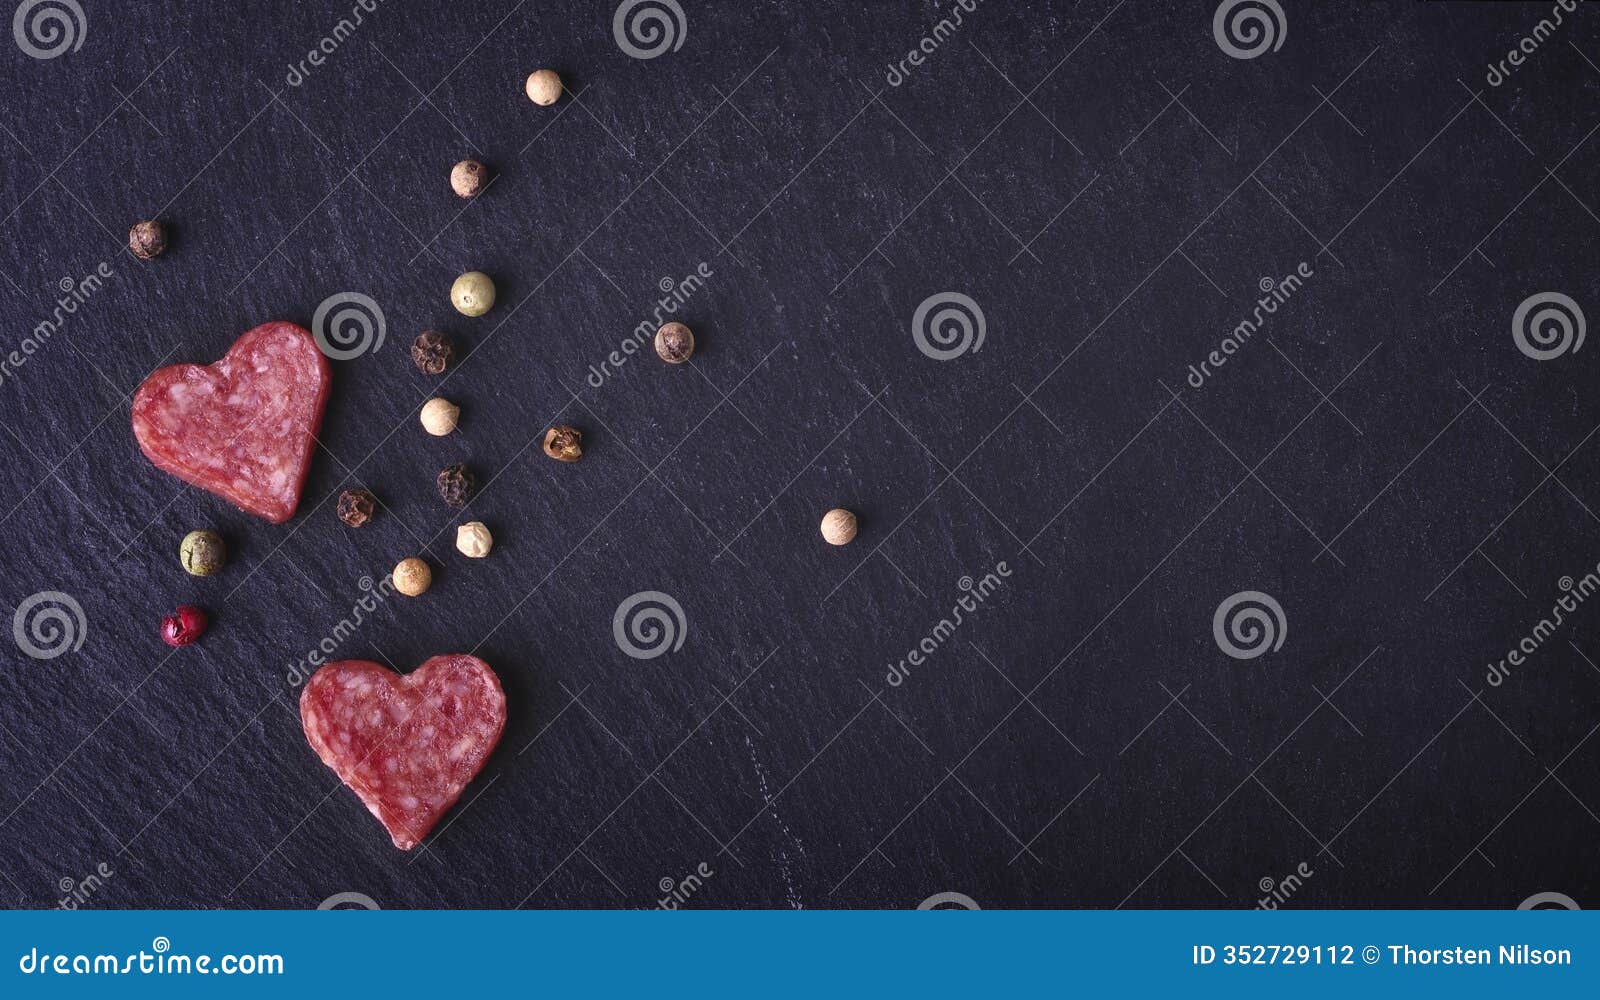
132 321 331 523
300 655 506 850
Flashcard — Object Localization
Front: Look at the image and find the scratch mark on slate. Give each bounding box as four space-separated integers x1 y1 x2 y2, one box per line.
745 733 806 909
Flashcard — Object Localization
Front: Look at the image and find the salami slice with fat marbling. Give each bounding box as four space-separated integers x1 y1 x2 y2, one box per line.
299 655 507 851
131 321 330 523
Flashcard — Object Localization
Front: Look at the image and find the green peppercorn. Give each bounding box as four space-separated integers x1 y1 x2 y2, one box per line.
179 530 227 576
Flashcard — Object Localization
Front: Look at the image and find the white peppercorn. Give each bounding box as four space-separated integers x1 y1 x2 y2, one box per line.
455 521 493 558
420 397 460 436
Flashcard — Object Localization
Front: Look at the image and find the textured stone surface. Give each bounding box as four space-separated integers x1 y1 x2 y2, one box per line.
0 1 1597 910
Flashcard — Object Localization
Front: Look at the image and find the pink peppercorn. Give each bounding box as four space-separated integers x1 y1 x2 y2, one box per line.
160 605 208 647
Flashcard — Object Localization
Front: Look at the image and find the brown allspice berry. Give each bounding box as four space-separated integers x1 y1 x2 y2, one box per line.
655 322 694 363
411 330 455 374
450 159 488 198
129 220 168 260
436 463 477 507
543 425 583 463
337 488 377 527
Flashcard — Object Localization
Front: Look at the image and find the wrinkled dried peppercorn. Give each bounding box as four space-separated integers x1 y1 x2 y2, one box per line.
129 220 168 260
411 331 454 375
655 322 694 363
337 488 376 527
436 463 476 507
543 425 583 463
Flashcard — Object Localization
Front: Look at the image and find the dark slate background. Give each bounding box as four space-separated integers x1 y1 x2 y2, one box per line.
0 0 1597 910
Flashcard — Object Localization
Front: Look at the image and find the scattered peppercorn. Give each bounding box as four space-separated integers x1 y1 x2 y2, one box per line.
450 159 488 198
455 521 493 558
411 330 455 374
337 488 377 527
821 508 858 546
436 463 477 507
420 397 461 436
525 69 563 106
655 322 695 364
129 220 168 260
178 529 226 576
543 425 583 463
160 605 209 646
451 271 495 317
392 557 432 597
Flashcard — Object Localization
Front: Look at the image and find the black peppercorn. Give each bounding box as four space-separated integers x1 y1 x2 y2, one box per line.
543 426 583 463
129 220 168 260
436 463 476 507
337 488 376 527
655 322 694 363
411 331 454 375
